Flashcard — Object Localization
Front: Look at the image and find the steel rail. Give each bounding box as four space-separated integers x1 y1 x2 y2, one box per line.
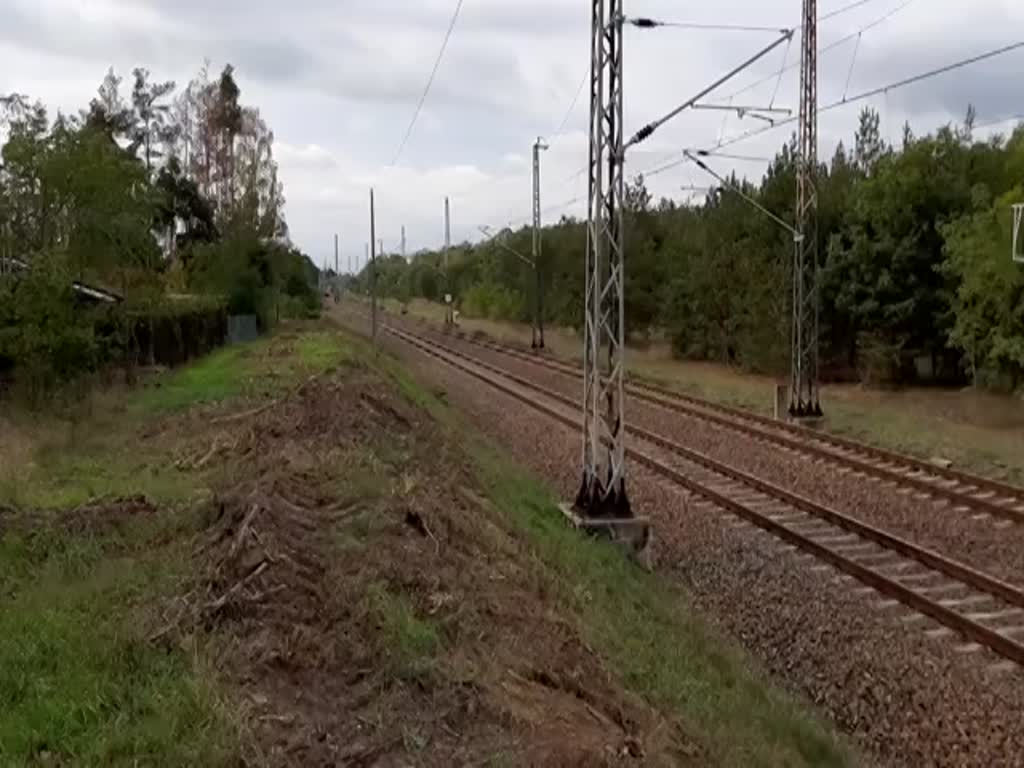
376 318 1024 666
421 321 1024 526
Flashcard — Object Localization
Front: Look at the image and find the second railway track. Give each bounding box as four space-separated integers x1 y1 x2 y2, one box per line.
407 317 1024 527
371 317 1024 669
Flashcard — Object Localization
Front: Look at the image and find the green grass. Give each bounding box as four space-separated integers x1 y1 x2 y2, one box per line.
821 395 1024 485
295 331 355 371
471 448 849 768
18 445 201 511
131 328 357 415
0 415 203 511
131 344 252 414
0 513 235 766
369 583 442 678
347 328 852 768
1 326 361 511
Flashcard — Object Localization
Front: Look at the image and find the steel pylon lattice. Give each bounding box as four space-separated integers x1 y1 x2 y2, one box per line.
531 137 548 349
576 0 630 518
791 0 822 418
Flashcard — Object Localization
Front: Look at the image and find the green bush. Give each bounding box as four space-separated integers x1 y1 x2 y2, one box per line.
187 236 320 330
279 294 320 320
461 282 522 321
0 254 98 401
119 299 228 368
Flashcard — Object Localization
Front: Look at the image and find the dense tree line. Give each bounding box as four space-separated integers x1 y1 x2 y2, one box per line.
358 109 1024 390
0 63 319 397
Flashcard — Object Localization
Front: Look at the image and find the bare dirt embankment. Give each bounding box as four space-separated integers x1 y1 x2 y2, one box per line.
151 363 696 765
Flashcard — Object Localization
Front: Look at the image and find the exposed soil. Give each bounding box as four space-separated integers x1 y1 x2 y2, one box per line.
155 368 697 765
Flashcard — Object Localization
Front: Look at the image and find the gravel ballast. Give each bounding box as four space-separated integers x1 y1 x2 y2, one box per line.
344 311 1024 768
405 320 1024 586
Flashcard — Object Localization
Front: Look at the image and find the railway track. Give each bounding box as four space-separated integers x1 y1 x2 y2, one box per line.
413 320 1024 527
377 318 1024 668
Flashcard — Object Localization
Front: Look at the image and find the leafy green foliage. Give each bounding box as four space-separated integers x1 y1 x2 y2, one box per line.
1 62 316 402
364 110 1024 389
942 186 1024 387
187 236 320 327
0 254 98 399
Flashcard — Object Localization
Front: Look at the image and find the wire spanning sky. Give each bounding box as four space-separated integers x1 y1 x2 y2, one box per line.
1 0 1021 270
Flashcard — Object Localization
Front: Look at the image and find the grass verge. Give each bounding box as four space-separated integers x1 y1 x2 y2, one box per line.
131 326 356 415
0 322 358 765
0 510 235 765
471 446 848 768
1 327 358 510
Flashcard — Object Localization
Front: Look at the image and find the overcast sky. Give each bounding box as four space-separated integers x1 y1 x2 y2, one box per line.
1 0 1022 270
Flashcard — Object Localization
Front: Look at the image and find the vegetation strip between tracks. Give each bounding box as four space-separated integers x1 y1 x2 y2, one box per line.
380 320 1024 667
445 330 1024 525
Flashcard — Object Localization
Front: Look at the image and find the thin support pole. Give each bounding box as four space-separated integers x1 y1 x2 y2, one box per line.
444 197 453 328
370 189 378 348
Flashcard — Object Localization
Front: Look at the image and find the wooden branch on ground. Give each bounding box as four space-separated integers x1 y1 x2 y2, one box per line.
205 560 269 613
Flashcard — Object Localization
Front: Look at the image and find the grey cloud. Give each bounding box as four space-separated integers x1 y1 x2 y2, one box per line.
840 37 1024 120
224 38 318 84
4 0 1021 263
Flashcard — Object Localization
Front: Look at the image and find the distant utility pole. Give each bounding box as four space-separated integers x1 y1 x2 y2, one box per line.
378 238 384 257
333 234 339 301
370 190 378 347
578 0 628 519
401 225 407 260
532 136 549 350
791 0 822 418
445 197 452 250
444 196 453 328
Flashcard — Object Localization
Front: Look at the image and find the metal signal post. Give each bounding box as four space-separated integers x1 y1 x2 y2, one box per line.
577 0 629 518
791 0 822 417
532 137 549 349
